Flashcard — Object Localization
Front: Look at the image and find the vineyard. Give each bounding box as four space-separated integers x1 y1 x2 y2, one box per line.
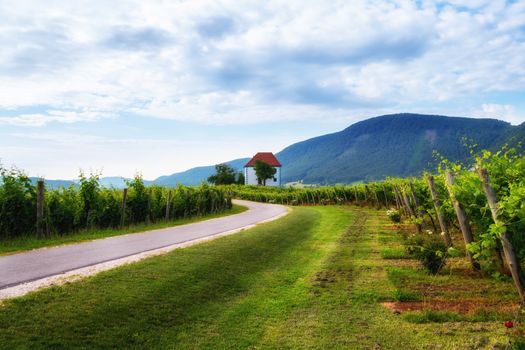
225 146 525 302
1 146 525 348
0 170 232 240
2 147 524 284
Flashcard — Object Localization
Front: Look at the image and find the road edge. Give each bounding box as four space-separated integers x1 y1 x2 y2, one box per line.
0 204 290 303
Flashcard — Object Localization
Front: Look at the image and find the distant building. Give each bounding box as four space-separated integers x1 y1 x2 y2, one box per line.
244 152 282 186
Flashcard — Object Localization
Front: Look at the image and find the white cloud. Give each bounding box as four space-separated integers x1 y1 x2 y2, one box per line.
473 103 524 125
0 0 523 126
0 110 114 126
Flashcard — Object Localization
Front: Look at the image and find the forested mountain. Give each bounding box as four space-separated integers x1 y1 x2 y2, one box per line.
30 114 523 187
154 158 249 186
156 113 522 185
276 113 517 183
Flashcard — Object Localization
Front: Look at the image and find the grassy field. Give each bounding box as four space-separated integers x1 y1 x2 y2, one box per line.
0 206 517 349
0 204 247 255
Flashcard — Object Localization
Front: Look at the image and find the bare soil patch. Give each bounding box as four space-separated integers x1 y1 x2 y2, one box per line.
382 300 518 315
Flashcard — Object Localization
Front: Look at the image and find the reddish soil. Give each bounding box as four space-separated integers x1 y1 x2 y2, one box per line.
381 300 518 315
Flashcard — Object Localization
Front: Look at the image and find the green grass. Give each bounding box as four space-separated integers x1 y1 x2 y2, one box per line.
403 309 504 324
0 206 516 349
380 247 410 259
0 204 247 255
393 289 422 302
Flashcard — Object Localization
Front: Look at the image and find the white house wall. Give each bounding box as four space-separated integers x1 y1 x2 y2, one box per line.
244 166 281 187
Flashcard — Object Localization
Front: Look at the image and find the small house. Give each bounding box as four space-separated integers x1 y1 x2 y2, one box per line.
244 152 282 186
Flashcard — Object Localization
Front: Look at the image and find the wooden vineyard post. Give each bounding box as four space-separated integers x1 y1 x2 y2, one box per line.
165 191 171 221
401 186 421 233
382 184 390 208
409 183 420 210
393 185 407 217
120 188 127 228
427 175 453 247
342 189 348 204
479 168 525 301
445 172 480 270
392 185 401 211
398 186 411 215
36 179 45 238
409 182 426 220
373 189 380 209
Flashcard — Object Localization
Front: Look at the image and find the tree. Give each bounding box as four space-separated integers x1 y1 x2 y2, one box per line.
208 164 237 185
254 160 276 186
237 172 245 185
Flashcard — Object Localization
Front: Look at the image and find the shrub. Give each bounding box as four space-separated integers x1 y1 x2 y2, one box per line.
386 208 401 223
404 234 448 274
418 240 448 274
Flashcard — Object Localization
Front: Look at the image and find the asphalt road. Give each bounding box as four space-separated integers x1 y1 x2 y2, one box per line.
0 200 287 289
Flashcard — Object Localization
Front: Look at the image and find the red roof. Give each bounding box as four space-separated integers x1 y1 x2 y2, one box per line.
245 152 282 167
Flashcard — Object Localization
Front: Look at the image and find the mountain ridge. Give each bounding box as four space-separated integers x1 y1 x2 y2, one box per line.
31 113 524 187
276 113 513 183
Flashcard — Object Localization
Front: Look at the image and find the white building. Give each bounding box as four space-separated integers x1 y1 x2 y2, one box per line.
244 152 282 186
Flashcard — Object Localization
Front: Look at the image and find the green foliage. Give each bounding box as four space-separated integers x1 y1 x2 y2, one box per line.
0 166 36 238
0 169 232 240
223 182 393 207
437 146 525 273
236 172 245 185
419 240 448 274
78 171 102 228
226 145 525 278
207 163 237 185
393 289 422 301
386 208 401 223
254 160 277 186
404 233 448 274
126 174 149 224
46 186 80 235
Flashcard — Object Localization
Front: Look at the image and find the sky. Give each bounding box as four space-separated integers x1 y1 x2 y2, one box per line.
1 0 525 180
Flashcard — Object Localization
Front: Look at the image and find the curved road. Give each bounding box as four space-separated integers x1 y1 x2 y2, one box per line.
0 200 287 290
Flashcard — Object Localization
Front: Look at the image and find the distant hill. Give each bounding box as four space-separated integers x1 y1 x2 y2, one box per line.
29 178 76 189
30 113 524 187
277 113 517 183
154 113 523 185
30 176 152 189
154 158 249 186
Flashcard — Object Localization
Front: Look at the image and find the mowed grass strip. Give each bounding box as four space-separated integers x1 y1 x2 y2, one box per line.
0 204 247 255
0 206 513 349
0 206 355 349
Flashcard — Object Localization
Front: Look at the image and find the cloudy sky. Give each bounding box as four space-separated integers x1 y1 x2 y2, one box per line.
1 0 524 179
